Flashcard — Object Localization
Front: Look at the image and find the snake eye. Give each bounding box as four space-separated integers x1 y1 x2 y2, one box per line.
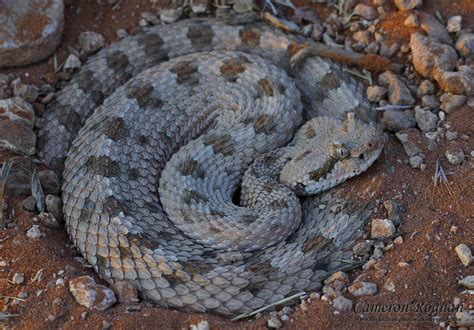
332 142 349 160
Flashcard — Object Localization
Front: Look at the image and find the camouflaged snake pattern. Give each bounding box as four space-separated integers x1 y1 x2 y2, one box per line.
38 19 383 315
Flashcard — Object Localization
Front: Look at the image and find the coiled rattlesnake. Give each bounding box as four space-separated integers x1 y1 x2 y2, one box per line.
38 18 384 316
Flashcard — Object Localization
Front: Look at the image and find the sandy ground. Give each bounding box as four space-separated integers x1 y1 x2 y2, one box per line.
1 0 473 329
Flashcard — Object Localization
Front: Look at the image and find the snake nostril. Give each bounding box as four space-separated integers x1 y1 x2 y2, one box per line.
359 153 365 160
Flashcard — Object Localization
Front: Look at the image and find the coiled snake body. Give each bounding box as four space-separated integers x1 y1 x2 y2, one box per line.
38 18 384 315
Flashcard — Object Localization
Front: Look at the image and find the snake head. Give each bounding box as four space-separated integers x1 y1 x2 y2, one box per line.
280 112 384 196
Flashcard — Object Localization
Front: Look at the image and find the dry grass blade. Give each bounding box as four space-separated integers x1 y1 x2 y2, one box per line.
0 295 25 302
375 104 413 111
31 165 45 213
231 291 306 321
343 68 372 84
31 268 44 284
0 160 13 229
433 160 454 197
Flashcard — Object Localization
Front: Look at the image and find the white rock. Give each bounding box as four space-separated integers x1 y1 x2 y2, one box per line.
12 273 25 285
455 244 472 266
189 320 210 330
78 31 105 54
459 275 474 289
26 225 41 239
64 54 81 70
447 15 462 33
69 275 116 311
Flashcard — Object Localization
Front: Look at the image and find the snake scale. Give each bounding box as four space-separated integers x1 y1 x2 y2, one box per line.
37 18 384 315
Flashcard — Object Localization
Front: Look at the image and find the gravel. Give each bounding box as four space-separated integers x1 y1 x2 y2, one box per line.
381 110 416 132
455 33 474 58
332 296 353 312
64 54 81 70
403 14 419 28
45 195 63 222
367 85 387 102
12 273 25 285
354 4 378 20
459 276 474 289
419 13 452 45
78 31 105 54
394 0 422 11
440 93 466 113
417 80 435 96
414 107 438 132
26 225 42 239
446 15 462 33
378 71 415 105
69 275 117 311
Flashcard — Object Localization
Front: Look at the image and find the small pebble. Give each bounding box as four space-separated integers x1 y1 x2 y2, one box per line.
26 225 42 239
12 273 25 285
455 244 472 267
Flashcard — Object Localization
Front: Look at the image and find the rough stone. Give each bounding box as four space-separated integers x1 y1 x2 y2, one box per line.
111 281 139 304
332 296 353 312
21 196 36 211
410 33 457 79
353 31 371 46
371 219 396 239
354 4 377 20
455 244 472 266
26 225 41 239
0 97 35 127
78 31 105 54
12 82 38 103
45 195 63 222
0 119 36 155
459 276 474 289
324 271 349 285
445 149 465 165
404 13 419 28
440 93 466 113
140 12 159 25
379 42 400 57
35 212 60 229
436 70 473 95
160 8 182 24
69 276 116 311
420 13 452 45
455 33 474 58
417 80 435 97
409 155 424 168
348 282 378 296
367 85 387 102
352 241 372 257
394 0 422 11
447 16 462 33
415 107 438 132
445 131 458 141
267 316 282 329
12 273 25 285
64 54 81 70
38 169 60 195
396 131 422 157
421 95 439 109
378 71 415 105
0 0 64 67
381 110 416 132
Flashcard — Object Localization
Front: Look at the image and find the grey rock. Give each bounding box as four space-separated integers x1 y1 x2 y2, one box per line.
409 155 424 168
365 41 380 54
455 33 474 58
459 276 474 289
378 71 415 105
381 110 416 132
353 241 372 257
445 149 465 165
417 80 435 96
410 33 457 79
415 107 438 132
332 296 353 312
447 15 462 33
371 219 395 239
394 0 422 11
21 196 36 211
421 95 439 108
311 23 324 41
64 54 81 70
348 282 378 296
116 29 128 39
78 31 105 54
38 169 60 195
160 8 182 23
69 276 116 311
191 0 209 14
140 12 159 25
12 273 25 285
404 14 419 27
45 195 63 222
379 42 400 57
440 93 466 113
0 0 64 67
26 225 41 239
12 82 38 103
354 4 377 20
396 131 422 156
455 244 472 266
445 131 458 141
0 97 35 127
420 13 452 45
367 85 387 102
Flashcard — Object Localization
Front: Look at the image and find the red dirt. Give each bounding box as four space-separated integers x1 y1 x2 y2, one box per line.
1 0 473 329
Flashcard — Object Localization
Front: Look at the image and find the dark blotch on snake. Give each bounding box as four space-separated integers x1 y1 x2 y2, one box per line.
203 133 235 156
314 70 341 102
187 24 214 49
169 61 199 86
220 58 248 83
127 83 163 108
85 155 120 178
103 117 125 141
